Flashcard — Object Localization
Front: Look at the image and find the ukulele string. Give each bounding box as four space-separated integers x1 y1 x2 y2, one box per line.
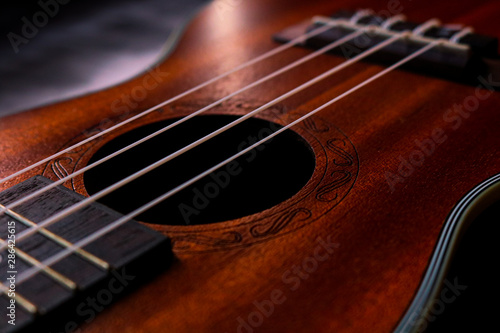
1 38 441 291
0 29 366 218
0 22 339 187
0 31 406 253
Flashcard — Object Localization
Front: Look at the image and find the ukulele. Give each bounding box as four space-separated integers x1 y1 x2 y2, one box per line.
1 0 499 332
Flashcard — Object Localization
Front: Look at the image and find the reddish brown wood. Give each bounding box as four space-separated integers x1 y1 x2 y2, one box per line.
1 0 500 332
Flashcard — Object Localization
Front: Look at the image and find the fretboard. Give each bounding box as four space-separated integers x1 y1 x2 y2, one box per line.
0 176 172 332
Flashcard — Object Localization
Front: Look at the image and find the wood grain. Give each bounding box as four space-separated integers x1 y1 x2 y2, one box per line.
1 0 499 332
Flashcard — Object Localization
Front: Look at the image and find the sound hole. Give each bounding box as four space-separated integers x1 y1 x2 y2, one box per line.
84 115 315 226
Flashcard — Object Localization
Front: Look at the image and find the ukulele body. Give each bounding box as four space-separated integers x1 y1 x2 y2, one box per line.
1 0 499 332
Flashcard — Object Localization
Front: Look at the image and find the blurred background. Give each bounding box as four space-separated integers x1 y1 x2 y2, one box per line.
0 0 209 117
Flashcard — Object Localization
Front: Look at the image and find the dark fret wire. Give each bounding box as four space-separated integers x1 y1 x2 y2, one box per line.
0 204 109 270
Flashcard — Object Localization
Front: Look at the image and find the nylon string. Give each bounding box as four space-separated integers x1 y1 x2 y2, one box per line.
0 37 441 293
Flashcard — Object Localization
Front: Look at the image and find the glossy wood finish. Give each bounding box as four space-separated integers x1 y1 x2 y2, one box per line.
1 0 499 332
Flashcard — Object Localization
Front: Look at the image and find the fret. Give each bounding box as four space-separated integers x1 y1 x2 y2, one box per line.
0 214 108 291
0 238 77 290
0 176 171 269
0 255 74 314
0 282 37 314
0 176 172 331
0 203 109 270
0 292 36 333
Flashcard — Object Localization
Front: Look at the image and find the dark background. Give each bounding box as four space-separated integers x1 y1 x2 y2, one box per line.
0 0 208 117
